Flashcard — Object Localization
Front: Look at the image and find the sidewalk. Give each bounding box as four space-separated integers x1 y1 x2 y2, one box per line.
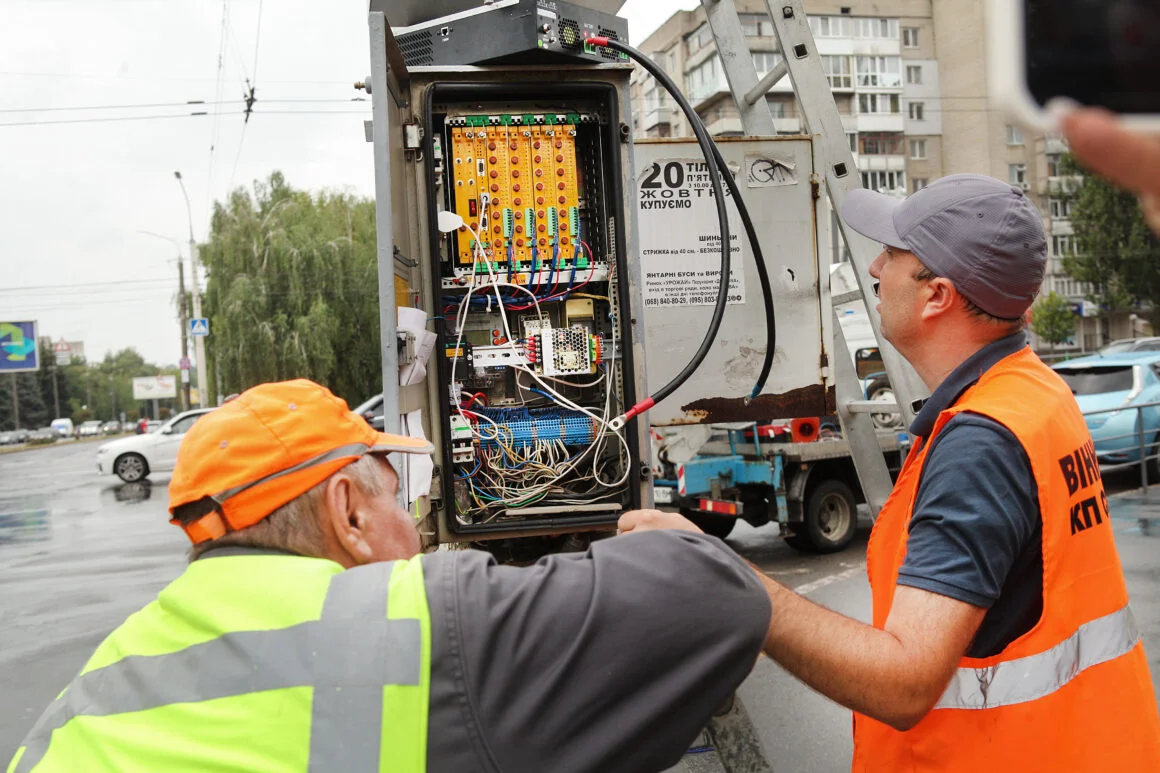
1107 488 1160 705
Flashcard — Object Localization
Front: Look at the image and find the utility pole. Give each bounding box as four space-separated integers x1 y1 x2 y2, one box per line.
177 257 191 410
175 171 208 409
51 361 60 419
10 373 19 430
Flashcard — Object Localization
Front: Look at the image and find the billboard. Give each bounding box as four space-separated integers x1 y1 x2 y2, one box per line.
0 321 40 373
132 376 177 400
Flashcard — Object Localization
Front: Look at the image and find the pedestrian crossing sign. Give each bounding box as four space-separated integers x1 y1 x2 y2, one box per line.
190 318 210 337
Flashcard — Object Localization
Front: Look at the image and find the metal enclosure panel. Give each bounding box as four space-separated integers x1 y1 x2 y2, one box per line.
386 64 653 542
377 0 627 28
636 137 829 426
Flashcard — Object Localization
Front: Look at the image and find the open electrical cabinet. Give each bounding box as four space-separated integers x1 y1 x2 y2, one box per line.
373 22 653 546
424 80 644 539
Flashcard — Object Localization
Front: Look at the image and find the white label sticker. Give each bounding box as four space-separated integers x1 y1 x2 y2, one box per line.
637 159 746 309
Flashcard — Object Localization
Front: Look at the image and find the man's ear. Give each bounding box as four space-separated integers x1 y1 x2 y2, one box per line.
322 470 375 566
921 277 958 321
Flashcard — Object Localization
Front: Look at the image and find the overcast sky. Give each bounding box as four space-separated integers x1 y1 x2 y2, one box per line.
0 0 698 367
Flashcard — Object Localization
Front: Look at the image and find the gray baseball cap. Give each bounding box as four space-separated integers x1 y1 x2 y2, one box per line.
842 174 1047 319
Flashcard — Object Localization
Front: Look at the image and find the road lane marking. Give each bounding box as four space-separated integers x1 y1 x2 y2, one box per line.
789 564 866 596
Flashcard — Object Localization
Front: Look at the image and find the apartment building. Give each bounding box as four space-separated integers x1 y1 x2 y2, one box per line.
630 0 1135 350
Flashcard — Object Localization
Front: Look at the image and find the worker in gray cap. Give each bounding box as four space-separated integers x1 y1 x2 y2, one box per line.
621 174 1160 770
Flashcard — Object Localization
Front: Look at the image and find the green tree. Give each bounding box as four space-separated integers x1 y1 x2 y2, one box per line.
0 372 50 429
200 172 383 405
1030 292 1077 352
1061 155 1160 328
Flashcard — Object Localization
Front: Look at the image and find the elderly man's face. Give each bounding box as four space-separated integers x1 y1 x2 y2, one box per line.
362 456 422 561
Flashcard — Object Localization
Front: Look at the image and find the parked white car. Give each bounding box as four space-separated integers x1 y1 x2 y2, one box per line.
96 408 213 482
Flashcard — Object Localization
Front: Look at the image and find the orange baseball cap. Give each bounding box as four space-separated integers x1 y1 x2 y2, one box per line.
168 379 433 544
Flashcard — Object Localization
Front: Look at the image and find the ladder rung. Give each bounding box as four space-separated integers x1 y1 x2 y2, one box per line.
843 399 900 415
831 289 862 306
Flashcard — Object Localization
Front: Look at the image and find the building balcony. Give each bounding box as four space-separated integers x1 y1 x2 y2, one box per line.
703 115 744 136
1044 135 1068 155
641 106 670 131
689 85 730 111
772 117 803 134
857 154 907 172
854 114 905 133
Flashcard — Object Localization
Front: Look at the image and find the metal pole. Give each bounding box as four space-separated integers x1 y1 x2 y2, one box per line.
175 171 208 409
11 373 19 430
177 257 191 410
1139 407 1148 492
51 363 60 419
368 11 400 436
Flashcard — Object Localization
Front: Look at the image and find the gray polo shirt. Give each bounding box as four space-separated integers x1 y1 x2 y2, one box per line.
900 331 1043 658
421 530 770 772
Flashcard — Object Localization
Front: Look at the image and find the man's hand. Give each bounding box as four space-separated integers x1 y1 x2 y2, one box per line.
1054 102 1160 236
618 509 703 535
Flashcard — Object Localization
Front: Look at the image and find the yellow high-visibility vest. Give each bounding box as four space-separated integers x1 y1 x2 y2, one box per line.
8 553 431 772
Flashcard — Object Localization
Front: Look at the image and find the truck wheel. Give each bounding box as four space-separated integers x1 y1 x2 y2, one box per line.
679 508 737 539
802 479 857 553
866 378 904 431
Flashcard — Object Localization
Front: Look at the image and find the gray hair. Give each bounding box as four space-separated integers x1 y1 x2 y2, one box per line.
183 454 391 561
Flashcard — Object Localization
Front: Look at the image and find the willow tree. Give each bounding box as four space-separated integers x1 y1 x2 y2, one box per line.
201 172 383 405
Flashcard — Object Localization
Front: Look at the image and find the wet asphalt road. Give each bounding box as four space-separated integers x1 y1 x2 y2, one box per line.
2 443 1159 771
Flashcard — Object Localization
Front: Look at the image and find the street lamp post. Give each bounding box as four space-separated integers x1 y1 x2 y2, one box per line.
174 171 208 408
137 230 191 410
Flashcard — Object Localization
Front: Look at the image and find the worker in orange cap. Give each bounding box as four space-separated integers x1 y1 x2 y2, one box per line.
10 378 770 773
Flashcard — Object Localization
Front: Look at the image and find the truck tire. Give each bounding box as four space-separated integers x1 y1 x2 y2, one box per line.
801 479 857 553
866 377 904 431
679 508 737 539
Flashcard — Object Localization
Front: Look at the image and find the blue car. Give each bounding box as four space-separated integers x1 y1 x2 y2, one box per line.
1051 352 1160 467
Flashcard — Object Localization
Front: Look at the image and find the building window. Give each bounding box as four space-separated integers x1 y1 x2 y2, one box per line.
859 132 905 155
752 51 783 76
908 101 925 121
861 170 907 192
821 55 853 89
912 177 929 192
859 93 901 114
1053 235 1076 257
1047 153 1064 177
855 56 902 88
1050 198 1074 219
769 99 788 119
852 17 899 39
902 27 919 47
909 138 927 159
687 23 715 55
1009 163 1027 186
808 16 851 38
644 85 663 114
906 65 923 84
686 55 726 100
741 14 774 37
1006 124 1024 145
847 132 858 152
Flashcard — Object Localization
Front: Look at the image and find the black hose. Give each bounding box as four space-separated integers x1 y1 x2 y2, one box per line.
594 37 731 418
706 139 776 398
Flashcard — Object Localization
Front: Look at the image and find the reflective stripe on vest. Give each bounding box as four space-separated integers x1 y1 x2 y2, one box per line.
12 561 420 773
935 604 1139 711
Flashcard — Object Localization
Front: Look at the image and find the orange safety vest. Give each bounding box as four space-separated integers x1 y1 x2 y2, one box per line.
853 347 1160 772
